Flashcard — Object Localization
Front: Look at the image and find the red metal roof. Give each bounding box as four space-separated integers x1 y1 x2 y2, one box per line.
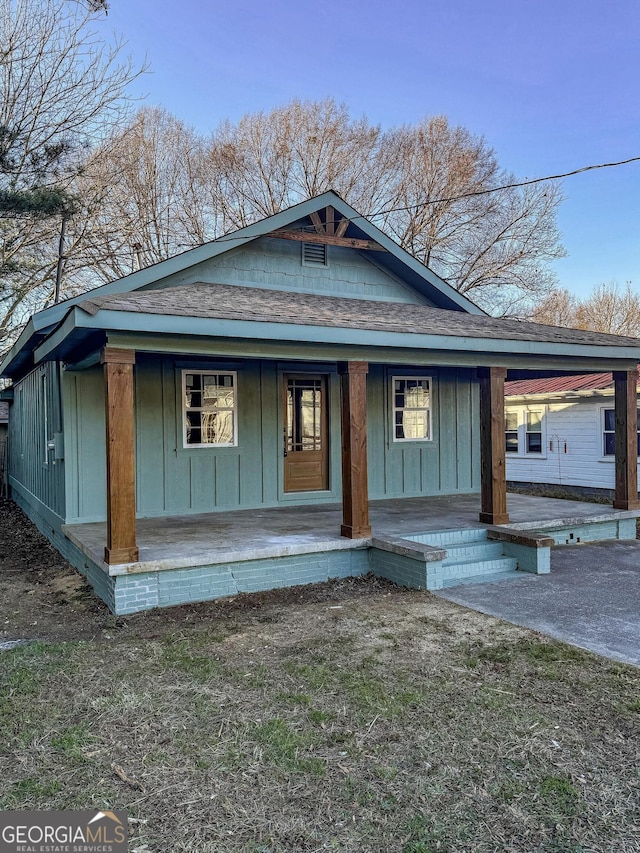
505 373 616 396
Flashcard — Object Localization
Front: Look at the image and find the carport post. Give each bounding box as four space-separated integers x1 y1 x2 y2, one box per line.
478 366 509 525
613 369 640 510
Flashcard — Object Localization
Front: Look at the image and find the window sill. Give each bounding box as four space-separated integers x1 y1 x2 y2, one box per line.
175 446 240 456
506 453 548 460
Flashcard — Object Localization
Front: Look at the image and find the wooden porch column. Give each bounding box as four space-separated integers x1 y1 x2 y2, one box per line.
338 361 371 538
101 347 139 564
478 366 509 525
613 369 640 510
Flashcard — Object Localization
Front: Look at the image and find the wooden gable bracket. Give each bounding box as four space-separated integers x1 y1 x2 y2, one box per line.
267 229 387 252
267 204 387 251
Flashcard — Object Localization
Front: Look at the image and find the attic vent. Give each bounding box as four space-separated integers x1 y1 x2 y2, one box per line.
302 241 327 267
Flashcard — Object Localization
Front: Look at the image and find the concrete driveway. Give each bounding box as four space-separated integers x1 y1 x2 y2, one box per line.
435 540 640 667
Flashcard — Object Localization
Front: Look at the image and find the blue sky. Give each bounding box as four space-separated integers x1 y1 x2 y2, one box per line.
103 0 639 298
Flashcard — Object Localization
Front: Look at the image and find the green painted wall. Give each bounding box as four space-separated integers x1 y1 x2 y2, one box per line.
63 366 106 523
61 356 479 523
367 366 480 498
8 362 65 519
139 237 433 305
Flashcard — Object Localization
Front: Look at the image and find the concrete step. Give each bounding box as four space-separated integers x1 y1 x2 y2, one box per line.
442 541 503 564
407 527 487 547
441 568 522 588
443 556 518 577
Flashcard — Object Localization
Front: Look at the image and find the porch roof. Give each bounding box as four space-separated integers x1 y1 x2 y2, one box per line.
24 282 640 377
75 282 640 349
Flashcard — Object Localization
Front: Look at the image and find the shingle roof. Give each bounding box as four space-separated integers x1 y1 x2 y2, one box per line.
78 282 640 349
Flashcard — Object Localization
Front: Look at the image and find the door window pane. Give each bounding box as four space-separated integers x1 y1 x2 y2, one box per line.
287 378 323 451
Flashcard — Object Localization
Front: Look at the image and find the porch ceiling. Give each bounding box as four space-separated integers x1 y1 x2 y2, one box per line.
63 493 639 578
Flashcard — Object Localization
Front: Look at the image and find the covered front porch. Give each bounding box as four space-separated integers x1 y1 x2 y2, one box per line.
61 493 640 614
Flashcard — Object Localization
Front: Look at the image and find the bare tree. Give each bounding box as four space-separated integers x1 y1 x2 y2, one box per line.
0 0 143 347
82 102 564 315
71 107 209 282
203 105 564 315
205 99 395 232
530 287 579 327
575 282 640 337
531 282 640 337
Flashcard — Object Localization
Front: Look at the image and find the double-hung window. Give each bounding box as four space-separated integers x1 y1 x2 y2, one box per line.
602 408 640 456
183 371 237 448
392 377 431 442
505 407 545 455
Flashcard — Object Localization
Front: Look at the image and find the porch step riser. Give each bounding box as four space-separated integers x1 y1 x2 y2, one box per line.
442 542 503 564
441 569 521 588
406 528 487 547
442 557 518 579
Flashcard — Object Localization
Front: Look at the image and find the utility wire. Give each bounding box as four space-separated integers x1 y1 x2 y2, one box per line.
369 155 640 217
129 153 640 254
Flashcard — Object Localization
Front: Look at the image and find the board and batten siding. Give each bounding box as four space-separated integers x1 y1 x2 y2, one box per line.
368 366 480 498
505 396 623 490
138 236 433 305
9 361 65 519
62 356 480 523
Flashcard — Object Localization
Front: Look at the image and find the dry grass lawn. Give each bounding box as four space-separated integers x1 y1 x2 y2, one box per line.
1 500 640 852
3 592 640 852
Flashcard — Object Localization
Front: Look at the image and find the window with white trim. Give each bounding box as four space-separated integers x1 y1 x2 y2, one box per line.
504 406 546 455
182 371 237 447
602 407 640 456
392 377 431 441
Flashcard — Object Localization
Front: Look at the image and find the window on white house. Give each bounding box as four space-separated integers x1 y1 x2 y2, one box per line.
525 411 543 453
393 377 431 441
505 410 519 453
183 371 237 447
602 408 640 456
504 407 545 455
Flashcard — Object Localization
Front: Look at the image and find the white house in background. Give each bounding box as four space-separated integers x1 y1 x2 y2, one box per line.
505 372 640 496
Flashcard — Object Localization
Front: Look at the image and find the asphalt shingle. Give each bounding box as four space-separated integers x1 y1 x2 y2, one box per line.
78 282 640 349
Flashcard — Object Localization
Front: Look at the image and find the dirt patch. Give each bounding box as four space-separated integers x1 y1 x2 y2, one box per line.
0 498 406 644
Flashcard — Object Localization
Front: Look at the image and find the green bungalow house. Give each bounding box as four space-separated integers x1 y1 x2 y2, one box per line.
3 191 640 614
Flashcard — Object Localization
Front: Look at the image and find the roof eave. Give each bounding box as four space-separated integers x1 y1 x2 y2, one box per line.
33 308 640 369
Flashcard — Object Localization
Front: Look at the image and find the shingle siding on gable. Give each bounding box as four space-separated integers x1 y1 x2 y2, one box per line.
138 236 431 305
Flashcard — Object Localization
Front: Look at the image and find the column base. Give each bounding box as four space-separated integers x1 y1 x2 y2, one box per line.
479 512 510 525
341 524 372 539
613 500 640 511
105 545 139 565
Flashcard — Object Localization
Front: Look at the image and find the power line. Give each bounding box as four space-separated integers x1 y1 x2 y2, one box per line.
122 153 640 257
369 155 640 218
197 154 640 247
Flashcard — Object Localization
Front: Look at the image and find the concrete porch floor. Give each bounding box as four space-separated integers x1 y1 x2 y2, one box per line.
63 493 640 576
